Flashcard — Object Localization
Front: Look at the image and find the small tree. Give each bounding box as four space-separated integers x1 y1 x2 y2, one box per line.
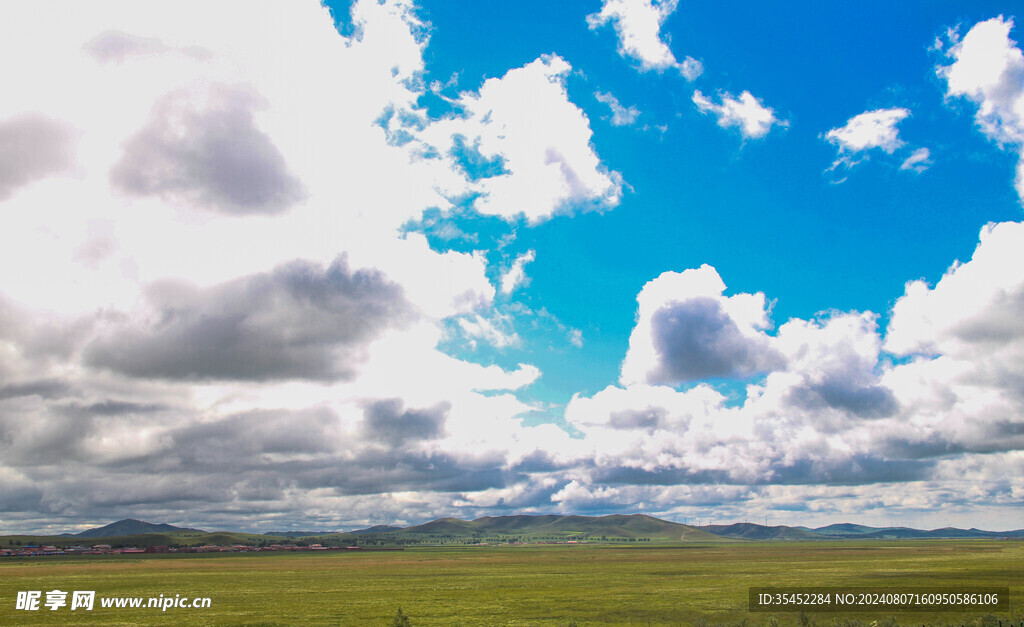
391 607 412 627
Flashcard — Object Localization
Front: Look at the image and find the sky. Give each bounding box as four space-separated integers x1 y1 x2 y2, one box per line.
0 0 1022 534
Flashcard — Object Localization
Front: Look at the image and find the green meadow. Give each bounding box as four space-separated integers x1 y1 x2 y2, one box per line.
0 541 1020 626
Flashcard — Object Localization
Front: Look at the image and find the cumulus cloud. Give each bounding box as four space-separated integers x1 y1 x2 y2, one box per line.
83 29 210 63
586 0 701 79
84 255 414 382
0 295 96 385
0 114 76 200
0 0 596 532
500 250 536 294
940 17 1024 146
826 108 908 154
939 17 1024 202
566 382 725 433
111 83 306 215
886 221 1024 360
900 147 932 173
421 56 622 223
561 244 1021 506
362 398 450 446
824 107 919 173
171 407 341 458
456 313 520 349
595 91 641 126
621 265 784 385
876 222 1024 462
679 57 704 82
692 90 785 139
0 380 71 402
1 0 1022 533
776 313 898 420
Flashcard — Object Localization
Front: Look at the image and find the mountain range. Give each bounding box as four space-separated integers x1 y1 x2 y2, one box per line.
30 515 1024 542
70 518 206 538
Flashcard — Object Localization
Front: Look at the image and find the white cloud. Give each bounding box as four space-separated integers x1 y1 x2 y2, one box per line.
886 220 1024 361
110 83 306 215
500 250 536 294
824 107 909 172
692 89 785 139
0 0 569 530
588 0 675 71
679 56 704 81
83 29 211 64
823 107 935 176
900 147 932 173
940 17 1024 146
457 313 520 349
568 328 584 348
552 234 1024 528
620 264 783 385
595 91 641 126
769 312 898 423
420 56 622 224
1 0 1022 533
0 114 78 201
939 17 1024 202
455 223 1024 527
587 0 702 79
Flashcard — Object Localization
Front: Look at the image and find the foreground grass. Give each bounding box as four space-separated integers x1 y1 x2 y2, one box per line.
0 540 1020 626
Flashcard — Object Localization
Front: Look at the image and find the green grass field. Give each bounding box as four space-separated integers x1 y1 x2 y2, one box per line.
0 540 1020 626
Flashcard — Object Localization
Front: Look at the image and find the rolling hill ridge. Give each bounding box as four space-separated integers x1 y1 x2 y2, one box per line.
5 515 1023 548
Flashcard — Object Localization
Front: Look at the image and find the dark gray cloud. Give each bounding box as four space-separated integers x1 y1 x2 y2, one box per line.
1 413 96 466
139 406 501 495
877 435 968 460
510 451 571 474
877 421 1024 458
788 375 899 419
589 450 934 487
0 295 99 374
0 392 509 526
608 406 667 430
594 465 728 486
950 289 1024 344
307 451 508 496
83 30 211 63
648 297 784 382
361 398 449 446
769 455 934 485
0 379 71 401
0 483 44 513
84 255 414 382
0 114 75 200
170 408 339 460
62 400 169 417
110 84 304 214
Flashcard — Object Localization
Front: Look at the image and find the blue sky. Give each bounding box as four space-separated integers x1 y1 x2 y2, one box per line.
1 0 1023 533
396 0 1023 404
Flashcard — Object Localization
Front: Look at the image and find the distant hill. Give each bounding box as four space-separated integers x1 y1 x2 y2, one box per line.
349 525 403 535
855 527 1024 539
4 515 1019 548
262 531 340 538
386 513 724 543
718 522 1024 540
74 519 205 538
810 523 879 535
701 523 824 540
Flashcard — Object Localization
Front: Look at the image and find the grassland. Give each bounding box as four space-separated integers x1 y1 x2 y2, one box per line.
0 540 1020 626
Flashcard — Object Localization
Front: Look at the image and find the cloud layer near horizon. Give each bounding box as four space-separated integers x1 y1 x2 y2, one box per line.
0 1 1021 535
